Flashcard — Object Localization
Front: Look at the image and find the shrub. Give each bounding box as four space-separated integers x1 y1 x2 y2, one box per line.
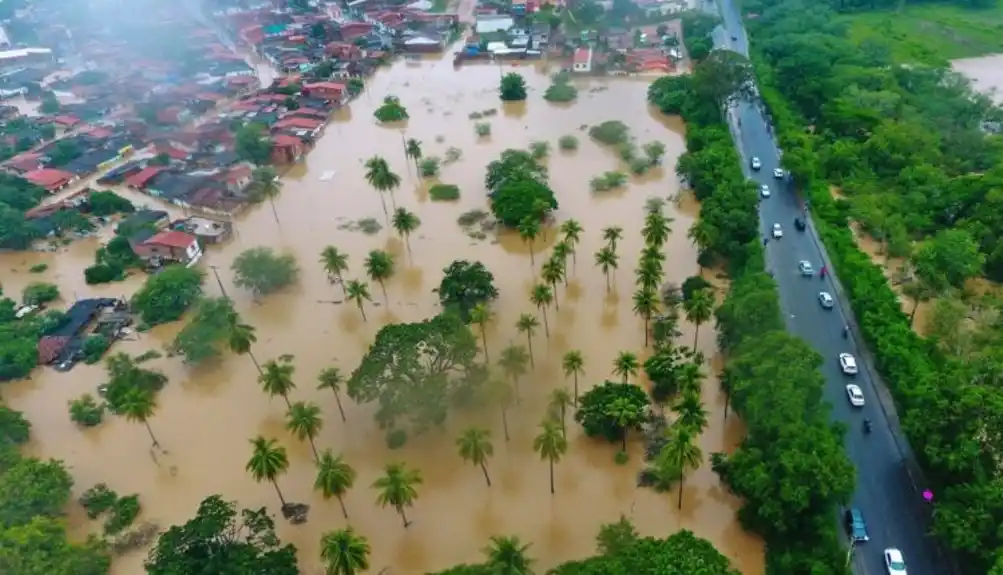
419 156 441 177
429 184 460 201
499 72 527 101
490 177 558 227
88 190 134 217
231 247 299 298
543 81 578 103
629 157 652 175
373 95 409 123
22 282 60 305
28 263 48 273
104 494 140 535
589 120 631 145
590 171 628 192
131 265 204 325
69 394 105 427
85 263 124 285
474 122 491 137
614 450 629 465
529 141 550 160
81 334 111 364
386 428 408 449
80 483 118 518
558 135 579 150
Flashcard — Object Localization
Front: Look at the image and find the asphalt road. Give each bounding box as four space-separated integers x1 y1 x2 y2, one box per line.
706 1 943 573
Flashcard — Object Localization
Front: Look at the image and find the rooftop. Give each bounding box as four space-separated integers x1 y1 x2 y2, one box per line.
145 230 196 249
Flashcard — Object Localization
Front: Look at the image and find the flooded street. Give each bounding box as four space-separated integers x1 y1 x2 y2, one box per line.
1 56 763 574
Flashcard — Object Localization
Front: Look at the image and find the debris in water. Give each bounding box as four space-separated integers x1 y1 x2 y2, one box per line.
337 218 383 235
319 170 336 181
443 147 462 164
457 208 488 227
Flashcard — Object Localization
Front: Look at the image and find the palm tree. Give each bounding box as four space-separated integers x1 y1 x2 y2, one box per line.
606 397 641 452
515 314 539 366
373 462 422 528
529 284 553 337
658 426 703 509
602 225 624 250
317 366 348 422
226 313 261 373
673 391 708 434
483 535 534 575
518 216 541 269
246 436 290 508
551 242 572 283
641 210 672 248
684 289 715 349
488 378 515 441
470 303 494 363
120 387 160 448
315 449 356 519
364 155 402 218
562 350 585 405
364 249 395 304
391 207 420 258
548 387 573 437
345 280 372 321
259 354 296 408
560 219 583 267
320 527 370 575
595 246 619 293
612 351 640 384
286 401 323 461
404 138 422 171
320 246 350 297
632 287 659 347
540 258 564 310
533 419 568 494
636 257 663 289
251 166 282 224
456 427 494 486
498 344 529 401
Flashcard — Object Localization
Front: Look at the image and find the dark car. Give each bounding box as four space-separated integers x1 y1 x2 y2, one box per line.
794 217 806 231
844 508 869 542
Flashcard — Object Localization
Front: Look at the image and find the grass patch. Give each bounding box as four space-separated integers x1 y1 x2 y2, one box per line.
475 122 492 137
29 263 48 273
429 184 460 201
590 171 628 191
558 135 579 150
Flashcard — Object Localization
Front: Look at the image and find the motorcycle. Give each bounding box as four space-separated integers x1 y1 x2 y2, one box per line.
863 419 872 434
843 326 849 339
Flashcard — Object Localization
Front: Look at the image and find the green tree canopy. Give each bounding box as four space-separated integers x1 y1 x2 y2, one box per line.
131 265 204 326
435 260 499 322
232 247 299 298
574 380 650 444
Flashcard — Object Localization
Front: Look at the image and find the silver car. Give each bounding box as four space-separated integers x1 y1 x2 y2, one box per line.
818 291 834 309
798 260 814 276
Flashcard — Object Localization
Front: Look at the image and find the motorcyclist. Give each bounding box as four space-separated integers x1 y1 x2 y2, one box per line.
843 325 849 339
863 419 872 434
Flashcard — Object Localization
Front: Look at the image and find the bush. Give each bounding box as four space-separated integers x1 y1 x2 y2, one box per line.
574 381 649 443
499 72 527 101
544 81 578 103
81 335 111 364
69 394 105 427
104 494 140 535
28 263 47 273
589 120 631 146
614 450 629 465
231 247 299 297
87 191 134 217
80 484 118 519
529 141 550 160
490 177 558 227
131 265 204 326
429 184 460 201
419 156 441 177
22 282 60 305
558 135 579 150
474 122 491 137
373 95 409 123
681 275 713 301
84 263 124 285
590 171 628 192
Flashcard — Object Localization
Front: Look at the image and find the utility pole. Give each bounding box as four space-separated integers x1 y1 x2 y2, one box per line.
208 265 229 299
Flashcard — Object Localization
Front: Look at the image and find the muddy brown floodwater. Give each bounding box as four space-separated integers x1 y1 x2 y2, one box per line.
1 55 764 574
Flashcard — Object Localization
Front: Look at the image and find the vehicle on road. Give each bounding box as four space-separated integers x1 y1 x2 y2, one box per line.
750 157 761 170
844 508 870 542
840 353 859 375
846 383 865 407
798 260 814 276
760 184 770 198
818 291 834 309
731 34 737 40
884 548 907 575
794 217 805 231
772 223 783 238
773 167 784 179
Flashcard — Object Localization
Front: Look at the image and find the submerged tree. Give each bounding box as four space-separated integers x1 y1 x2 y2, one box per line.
533 419 568 494
515 313 539 367
314 450 356 519
498 345 529 403
499 72 528 101
286 401 323 461
562 350 585 405
259 354 297 408
246 437 291 509
320 246 350 297
456 427 494 486
344 280 372 321
391 207 421 258
373 462 422 528
483 535 534 574
317 366 348 422
364 249 396 304
595 246 619 292
373 95 409 123
559 219 583 267
683 288 715 349
120 387 161 449
320 527 370 575
404 138 423 171
530 284 553 337
363 155 401 218
612 351 640 385
470 302 495 363
232 247 299 298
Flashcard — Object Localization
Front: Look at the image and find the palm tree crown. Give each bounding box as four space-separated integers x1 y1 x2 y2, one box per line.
602 225 624 250
632 287 659 346
364 155 401 217
612 351 640 384
259 354 297 407
320 527 370 575
559 219 583 264
251 166 282 223
595 246 619 292
317 366 348 422
515 314 539 366
673 391 708 433
533 418 568 494
562 349 585 404
483 535 534 575
120 387 160 447
286 400 323 460
364 249 395 303
518 216 541 268
373 462 423 527
529 284 553 336
345 280 372 321
457 427 494 486
684 288 715 349
391 207 420 257
404 138 423 168
320 246 350 293
246 436 290 506
315 449 357 519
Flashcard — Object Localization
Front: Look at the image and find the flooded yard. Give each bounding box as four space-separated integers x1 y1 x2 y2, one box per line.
1 55 763 574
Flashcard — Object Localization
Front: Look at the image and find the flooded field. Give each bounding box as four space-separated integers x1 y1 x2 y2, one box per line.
952 53 1003 103
1 56 763 574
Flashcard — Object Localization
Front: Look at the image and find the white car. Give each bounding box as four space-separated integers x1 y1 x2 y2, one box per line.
760 184 770 198
840 353 858 375
772 223 783 238
845 384 865 407
798 260 814 276
884 548 907 575
751 157 762 170
818 291 834 309
773 168 784 179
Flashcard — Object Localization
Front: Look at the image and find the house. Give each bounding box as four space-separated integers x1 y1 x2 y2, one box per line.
37 298 124 366
117 209 170 236
272 134 305 164
172 216 233 244
50 115 82 129
132 230 203 267
301 81 346 103
573 47 593 73
221 164 252 193
475 15 515 35
531 23 550 48
23 168 77 192
403 35 446 53
124 167 165 190
4 152 43 174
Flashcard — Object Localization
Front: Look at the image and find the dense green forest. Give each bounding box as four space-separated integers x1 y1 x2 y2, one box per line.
740 0 1003 571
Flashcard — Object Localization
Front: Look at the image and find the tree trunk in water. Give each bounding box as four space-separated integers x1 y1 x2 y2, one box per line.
529 243 535 268
338 274 348 297
404 236 412 260
541 309 550 338
501 407 510 441
273 481 287 508
560 408 566 437
910 300 918 325
693 323 700 349
334 392 347 422
621 431 627 452
399 507 410 528
281 393 292 409
526 334 535 367
644 318 649 347
249 351 263 375
480 461 492 486
723 392 729 421
269 199 280 225
549 459 555 494
378 194 388 221
553 286 560 311
144 421 160 448
337 495 349 519
573 374 578 405
380 281 388 305
359 303 367 322
605 272 610 293
308 438 319 461
481 331 489 364
677 473 684 509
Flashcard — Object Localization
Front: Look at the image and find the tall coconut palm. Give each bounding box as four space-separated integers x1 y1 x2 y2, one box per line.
657 426 703 509
677 358 705 396
551 241 572 283
320 246 350 297
259 354 296 408
364 249 395 304
404 138 423 171
315 449 356 519
345 279 372 321
483 535 534 575
470 303 494 363
529 284 553 337
226 313 261 373
559 219 583 267
487 378 515 441
606 396 642 452
533 418 568 494
391 207 421 258
518 216 541 269
373 462 422 528
320 527 370 575
515 314 539 366
246 436 290 508
498 344 529 401
364 155 401 218
251 166 282 224
317 366 348 422
595 246 619 293
635 258 662 293
602 225 624 251
456 427 494 486
286 401 323 461
120 387 160 448
632 287 659 347
547 387 573 437
673 391 708 434
562 349 585 405
684 288 715 349
540 258 564 310
612 351 640 385
641 210 672 248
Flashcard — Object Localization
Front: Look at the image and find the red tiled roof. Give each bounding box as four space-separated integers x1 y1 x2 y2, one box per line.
5 152 41 172
156 145 189 160
272 134 304 147
38 335 70 364
574 48 591 64
51 115 81 127
144 230 196 249
303 81 346 92
125 167 163 188
24 168 74 190
273 116 323 130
